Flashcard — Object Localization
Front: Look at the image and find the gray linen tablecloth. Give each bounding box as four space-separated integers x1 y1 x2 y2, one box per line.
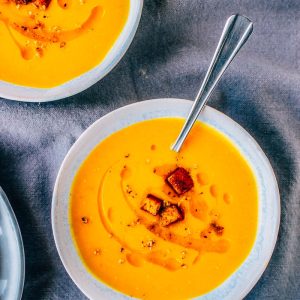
0 0 299 299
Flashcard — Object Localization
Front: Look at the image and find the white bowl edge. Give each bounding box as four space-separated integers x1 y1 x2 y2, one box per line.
0 187 25 300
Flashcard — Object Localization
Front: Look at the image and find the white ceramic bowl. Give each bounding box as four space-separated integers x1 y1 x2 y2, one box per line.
52 98 280 300
0 187 25 300
0 0 143 102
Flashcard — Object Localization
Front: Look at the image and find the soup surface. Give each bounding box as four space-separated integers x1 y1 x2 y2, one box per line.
70 118 258 299
0 0 129 87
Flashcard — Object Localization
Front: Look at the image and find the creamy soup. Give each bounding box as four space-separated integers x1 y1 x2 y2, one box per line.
0 0 129 87
70 118 258 299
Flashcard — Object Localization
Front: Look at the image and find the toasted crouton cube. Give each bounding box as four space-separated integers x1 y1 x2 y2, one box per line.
166 167 194 195
14 0 51 8
34 0 51 7
14 0 28 4
160 205 184 226
140 194 163 216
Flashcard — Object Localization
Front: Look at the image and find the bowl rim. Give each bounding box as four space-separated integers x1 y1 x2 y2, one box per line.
0 186 25 300
52 98 280 300
0 0 143 102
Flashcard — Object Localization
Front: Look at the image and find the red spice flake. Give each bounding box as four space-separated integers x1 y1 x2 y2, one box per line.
181 263 187 269
93 248 101 255
36 47 43 57
141 239 156 249
210 222 224 236
81 216 89 224
201 222 224 238
150 144 156 151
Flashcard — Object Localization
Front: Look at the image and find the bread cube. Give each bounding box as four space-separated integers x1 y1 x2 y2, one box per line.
140 194 163 216
166 167 194 195
160 205 184 226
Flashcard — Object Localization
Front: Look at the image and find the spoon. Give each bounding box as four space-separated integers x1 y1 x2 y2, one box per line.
171 14 253 152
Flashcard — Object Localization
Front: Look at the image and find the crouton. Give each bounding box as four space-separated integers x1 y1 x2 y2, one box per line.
140 194 163 216
14 0 30 4
33 0 51 7
166 167 194 195
14 0 51 8
160 204 184 226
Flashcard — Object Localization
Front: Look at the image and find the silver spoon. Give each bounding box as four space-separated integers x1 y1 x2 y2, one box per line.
171 14 253 152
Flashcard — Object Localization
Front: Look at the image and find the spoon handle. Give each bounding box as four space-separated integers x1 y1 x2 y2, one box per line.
171 14 253 152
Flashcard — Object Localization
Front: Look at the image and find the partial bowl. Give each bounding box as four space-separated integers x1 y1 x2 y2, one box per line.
52 98 280 299
0 187 25 300
0 0 143 102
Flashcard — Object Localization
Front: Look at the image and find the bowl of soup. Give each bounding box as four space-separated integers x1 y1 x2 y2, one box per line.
52 98 280 299
0 0 142 101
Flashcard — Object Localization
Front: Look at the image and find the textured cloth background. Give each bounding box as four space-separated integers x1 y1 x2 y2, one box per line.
0 0 299 299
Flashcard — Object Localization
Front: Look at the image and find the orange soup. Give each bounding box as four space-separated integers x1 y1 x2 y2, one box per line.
0 0 129 87
70 118 258 299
